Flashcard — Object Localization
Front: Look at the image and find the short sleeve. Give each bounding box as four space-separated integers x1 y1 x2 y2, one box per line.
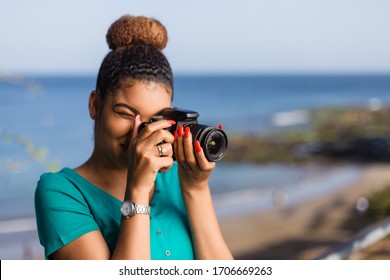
34 172 100 259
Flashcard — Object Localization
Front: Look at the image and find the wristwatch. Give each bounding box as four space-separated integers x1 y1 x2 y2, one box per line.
120 201 151 218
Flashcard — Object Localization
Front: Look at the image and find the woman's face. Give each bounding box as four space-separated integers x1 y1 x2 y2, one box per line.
91 81 172 168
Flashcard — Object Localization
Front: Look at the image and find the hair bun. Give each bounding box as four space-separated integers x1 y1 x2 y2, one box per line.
106 15 168 51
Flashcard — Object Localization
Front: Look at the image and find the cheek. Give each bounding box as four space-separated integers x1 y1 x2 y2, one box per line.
106 118 134 138
97 113 135 141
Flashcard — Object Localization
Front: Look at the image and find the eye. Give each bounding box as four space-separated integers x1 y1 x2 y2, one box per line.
113 103 139 119
116 110 135 119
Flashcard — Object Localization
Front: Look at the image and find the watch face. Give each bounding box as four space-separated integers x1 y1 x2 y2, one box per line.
121 201 134 217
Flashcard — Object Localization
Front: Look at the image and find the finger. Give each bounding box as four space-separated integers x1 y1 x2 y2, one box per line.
194 140 215 171
176 125 190 169
155 143 173 158
173 130 178 161
130 115 141 141
183 127 199 170
149 129 175 146
158 157 175 173
137 119 175 141
156 156 174 173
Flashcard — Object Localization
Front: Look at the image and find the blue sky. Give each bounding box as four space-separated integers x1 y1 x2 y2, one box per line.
1 0 390 75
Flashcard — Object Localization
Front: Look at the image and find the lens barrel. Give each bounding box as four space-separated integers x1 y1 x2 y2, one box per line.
190 125 228 162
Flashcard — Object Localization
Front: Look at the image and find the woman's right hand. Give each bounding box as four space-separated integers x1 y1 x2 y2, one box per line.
125 115 175 198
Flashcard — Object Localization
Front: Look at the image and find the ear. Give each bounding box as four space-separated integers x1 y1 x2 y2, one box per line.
88 91 101 120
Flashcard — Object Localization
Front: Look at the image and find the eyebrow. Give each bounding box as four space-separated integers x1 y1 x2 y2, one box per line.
113 104 172 118
113 103 140 115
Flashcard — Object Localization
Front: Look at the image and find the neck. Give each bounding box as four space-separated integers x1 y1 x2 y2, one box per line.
75 150 128 201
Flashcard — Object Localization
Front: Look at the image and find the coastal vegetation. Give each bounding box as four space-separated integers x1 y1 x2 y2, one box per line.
225 106 390 164
368 186 390 221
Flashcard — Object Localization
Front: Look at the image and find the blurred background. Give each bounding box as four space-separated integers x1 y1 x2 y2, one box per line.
1 0 390 259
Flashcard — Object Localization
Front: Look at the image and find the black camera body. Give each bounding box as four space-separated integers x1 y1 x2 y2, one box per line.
139 107 228 162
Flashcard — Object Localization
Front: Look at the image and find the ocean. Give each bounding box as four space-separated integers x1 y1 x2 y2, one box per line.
1 74 390 222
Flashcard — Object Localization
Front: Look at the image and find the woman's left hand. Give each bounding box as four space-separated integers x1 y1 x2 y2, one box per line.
173 125 215 190
173 125 233 260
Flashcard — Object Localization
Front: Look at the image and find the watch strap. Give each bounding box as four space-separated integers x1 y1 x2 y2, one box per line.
133 204 151 215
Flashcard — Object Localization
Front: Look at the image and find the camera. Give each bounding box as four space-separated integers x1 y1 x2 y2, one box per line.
139 107 228 162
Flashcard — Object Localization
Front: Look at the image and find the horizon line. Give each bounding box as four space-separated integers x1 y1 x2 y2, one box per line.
2 70 390 78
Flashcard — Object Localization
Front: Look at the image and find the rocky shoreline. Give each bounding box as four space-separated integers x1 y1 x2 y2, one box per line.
225 106 390 164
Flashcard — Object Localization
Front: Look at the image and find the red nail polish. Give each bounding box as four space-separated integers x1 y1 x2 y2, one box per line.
178 125 183 137
174 130 178 141
184 126 190 138
218 123 223 130
167 120 176 125
195 140 202 153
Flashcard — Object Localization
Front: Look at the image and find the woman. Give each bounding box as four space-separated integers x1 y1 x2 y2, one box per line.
35 14 233 260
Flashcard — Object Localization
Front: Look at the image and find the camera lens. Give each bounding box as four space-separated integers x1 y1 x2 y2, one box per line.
207 138 219 155
206 131 223 154
191 125 228 162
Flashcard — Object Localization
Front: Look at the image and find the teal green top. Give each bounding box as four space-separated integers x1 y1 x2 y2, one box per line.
34 164 195 260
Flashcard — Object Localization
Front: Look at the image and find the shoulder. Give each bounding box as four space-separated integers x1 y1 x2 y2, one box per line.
36 168 70 191
35 168 84 202
35 168 102 259
37 168 70 186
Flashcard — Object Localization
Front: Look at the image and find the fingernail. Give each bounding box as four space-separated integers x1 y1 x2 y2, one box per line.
174 130 178 141
195 140 202 153
167 120 176 125
178 125 183 137
218 123 223 130
184 126 190 138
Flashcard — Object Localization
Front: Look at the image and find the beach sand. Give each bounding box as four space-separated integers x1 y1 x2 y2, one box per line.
2 163 390 260
219 163 390 260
